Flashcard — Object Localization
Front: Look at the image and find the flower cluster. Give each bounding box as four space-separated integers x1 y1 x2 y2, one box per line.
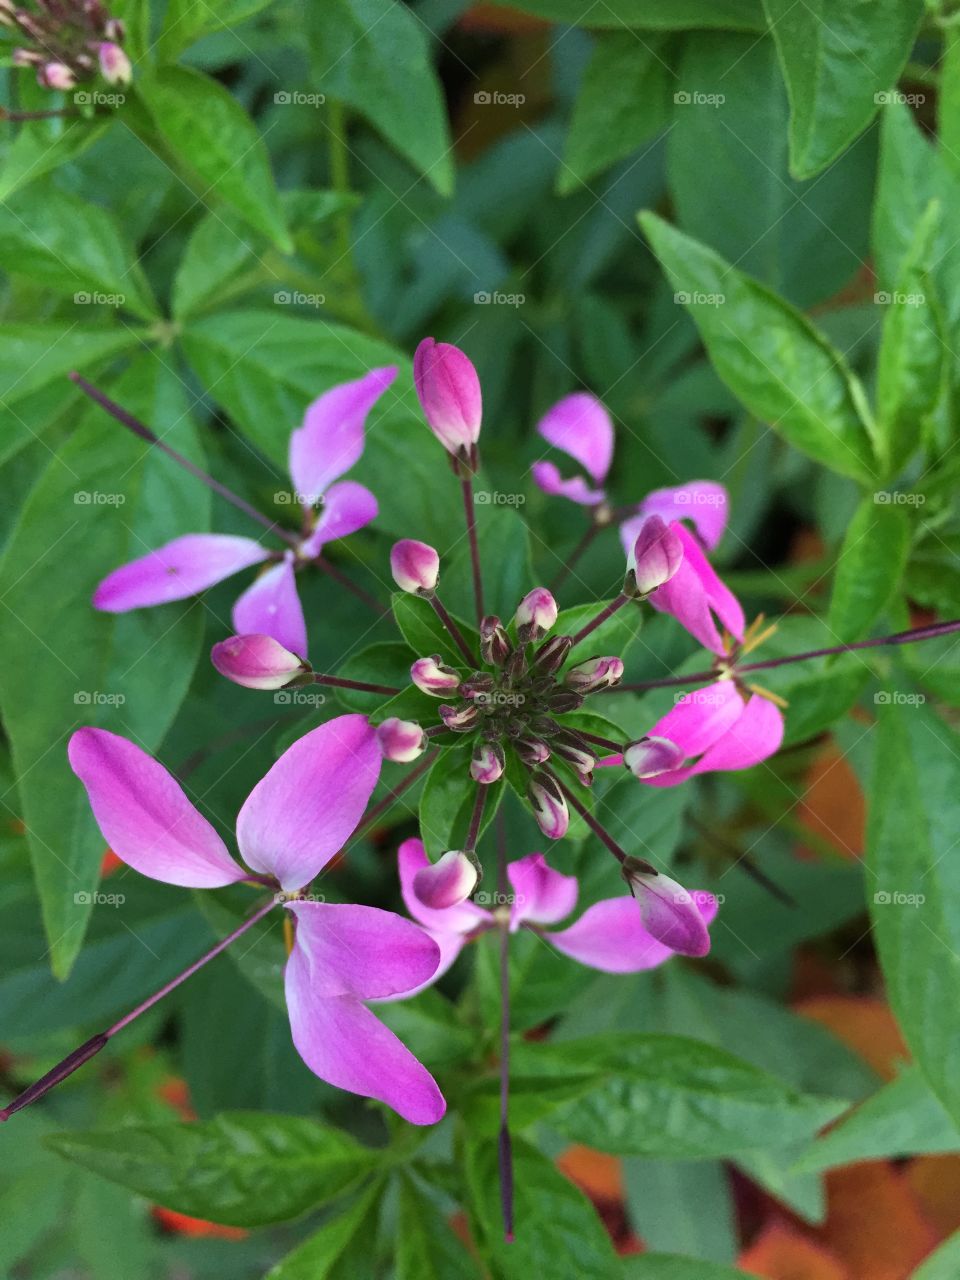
0 0 131 90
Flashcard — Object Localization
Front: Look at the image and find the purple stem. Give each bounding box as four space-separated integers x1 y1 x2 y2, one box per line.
575 730 625 753
69 373 299 548
496 809 514 1243
313 554 389 618
313 673 400 696
569 593 630 648
460 476 485 624
0 896 278 1122
549 521 600 594
429 595 479 667
549 770 627 866
464 783 489 853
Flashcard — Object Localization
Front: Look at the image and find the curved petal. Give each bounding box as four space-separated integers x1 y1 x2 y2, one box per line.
642 686 784 787
286 901 441 998
536 392 613 484
647 524 745 655
398 838 491 935
236 714 381 891
285 940 445 1125
93 534 270 612
531 461 607 507
288 366 397 502
299 481 378 558
620 481 729 554
645 681 744 758
231 553 308 659
547 892 716 972
507 852 578 931
68 728 245 888
627 870 712 957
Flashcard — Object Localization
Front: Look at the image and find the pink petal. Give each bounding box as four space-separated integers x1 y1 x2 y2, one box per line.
298 481 378 558
507 852 578 931
93 534 270 612
288 367 397 503
645 681 745 758
641 685 784 787
621 481 729 553
687 692 784 775
285 938 445 1125
398 838 491 935
647 524 745 655
231 553 308 659
68 728 245 888
548 892 716 971
413 338 482 454
236 715 381 891
536 392 613 484
412 850 478 910
626 870 712 957
531 461 607 506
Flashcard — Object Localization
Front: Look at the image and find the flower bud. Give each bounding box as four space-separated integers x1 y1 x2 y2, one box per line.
439 703 480 732
626 515 684 598
515 587 558 644
460 672 495 701
390 539 439 595
471 740 505 784
552 732 595 784
411 655 461 696
480 615 511 667
211 634 309 690
527 772 569 840
413 850 479 910
97 41 131 85
376 717 425 763
564 655 624 694
104 18 126 41
532 634 574 676
516 736 551 766
545 688 584 715
623 735 685 780
621 858 711 957
413 337 482 456
39 62 76 90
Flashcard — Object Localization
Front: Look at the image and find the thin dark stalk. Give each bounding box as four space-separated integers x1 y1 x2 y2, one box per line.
549 772 626 865
69 373 298 547
0 106 81 121
352 750 438 839
430 595 479 667
496 808 514 1243
569 593 629 647
313 554 389 618
687 816 796 909
575 730 625 753
312 673 400 696
549 521 600 594
464 783 489 853
460 476 485 623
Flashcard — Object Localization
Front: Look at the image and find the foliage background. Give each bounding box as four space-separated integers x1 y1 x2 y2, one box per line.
2 0 960 1276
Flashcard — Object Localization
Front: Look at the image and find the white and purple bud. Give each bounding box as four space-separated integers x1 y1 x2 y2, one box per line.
11 48 42 66
532 633 573 676
376 717 425 763
471 740 505 784
412 850 479 910
516 736 551 766
564 655 624 694
411 655 461 696
39 62 76 90
621 858 711 958
623 735 685 780
626 514 684 598
97 41 131 85
515 587 558 644
527 772 569 840
413 337 482 457
439 702 480 733
480 615 512 667
552 734 596 784
390 539 440 595
210 634 309 690
103 18 126 42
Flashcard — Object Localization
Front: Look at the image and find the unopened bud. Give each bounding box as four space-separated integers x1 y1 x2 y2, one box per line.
480 615 511 666
460 672 495 701
532 634 574 676
103 18 125 41
621 858 711 957
439 703 480 732
516 736 551 766
624 735 685 780
413 337 482 457
545 688 584 714
411 655 461 696
515 587 558 643
626 515 684 598
527 772 569 840
564 655 624 694
412 850 479 910
376 717 425 763
97 41 131 85
471 740 505 784
390 539 439 595
39 62 76 90
552 732 595 784
211 634 309 690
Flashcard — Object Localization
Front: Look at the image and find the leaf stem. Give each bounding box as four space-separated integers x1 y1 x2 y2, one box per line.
496 808 514 1243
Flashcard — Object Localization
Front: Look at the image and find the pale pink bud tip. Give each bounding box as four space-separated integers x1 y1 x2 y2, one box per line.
412 850 478 910
40 62 76 90
624 866 711 957
630 515 684 597
565 655 624 694
376 718 425 763
211 634 309 690
413 337 483 455
410 655 461 696
471 741 505 784
390 539 440 594
623 735 685 780
97 42 132 85
528 774 569 840
515 587 558 642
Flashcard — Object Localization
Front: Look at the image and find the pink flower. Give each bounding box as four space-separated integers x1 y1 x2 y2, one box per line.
394 842 718 988
619 481 728 555
97 42 132 85
391 539 440 595
93 368 396 658
515 587 557 642
376 718 426 763
628 514 684 596
68 716 445 1124
413 338 482 456
642 522 744 655
531 393 614 506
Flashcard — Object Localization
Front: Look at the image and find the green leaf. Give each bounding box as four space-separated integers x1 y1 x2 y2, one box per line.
794 1065 960 1173
334 641 417 712
0 360 207 977
762 0 923 179
503 0 764 29
443 501 534 623
396 1174 481 1278
392 593 475 667
0 325 141 408
136 69 291 252
559 34 671 194
305 0 454 197
0 181 157 319
157 0 275 57
48 1113 378 1228
868 696 960 1126
623 1257 752 1279
419 748 501 858
913 1230 960 1280
0 119 110 203
267 1181 383 1278
639 212 878 482
827 496 911 644
623 1158 737 1264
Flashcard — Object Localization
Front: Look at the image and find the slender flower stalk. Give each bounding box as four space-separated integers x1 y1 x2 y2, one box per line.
311 673 401 696
496 814 514 1243
429 595 479 666
461 476 485 623
569 593 630 647
464 783 490 854
549 520 603 594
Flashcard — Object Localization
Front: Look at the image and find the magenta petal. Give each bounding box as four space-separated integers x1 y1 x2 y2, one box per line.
647 524 745 655
641 685 783 787
94 534 270 612
288 366 397 502
548 893 716 971
412 851 478 910
623 481 729 553
507 852 578 931
298 481 378 558
285 938 445 1125
236 714 380 891
231 553 308 659
398 838 491 935
645 681 744 758
688 692 784 774
536 392 613 484
413 337 482 453
286 901 441 998
627 871 712 957
531 460 607 506
68 728 245 888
